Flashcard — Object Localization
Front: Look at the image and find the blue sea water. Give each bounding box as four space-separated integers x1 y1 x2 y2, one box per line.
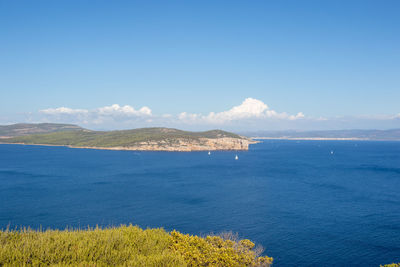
0 141 399 266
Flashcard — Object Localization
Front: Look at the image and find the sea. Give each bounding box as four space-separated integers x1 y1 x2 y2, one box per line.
0 140 399 266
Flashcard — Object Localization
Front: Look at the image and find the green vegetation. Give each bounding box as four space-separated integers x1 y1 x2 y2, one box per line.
1 127 244 148
0 123 83 137
0 225 273 266
381 264 400 267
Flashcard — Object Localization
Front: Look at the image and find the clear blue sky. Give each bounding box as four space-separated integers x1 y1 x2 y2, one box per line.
1 0 399 130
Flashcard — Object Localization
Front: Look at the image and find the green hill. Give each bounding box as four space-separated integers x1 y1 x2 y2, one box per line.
0 124 248 151
0 123 84 137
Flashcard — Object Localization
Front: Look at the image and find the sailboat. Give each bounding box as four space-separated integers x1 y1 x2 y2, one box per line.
235 155 239 160
208 151 211 155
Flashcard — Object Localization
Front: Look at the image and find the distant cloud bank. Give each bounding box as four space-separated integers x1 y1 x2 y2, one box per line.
178 98 305 124
40 104 152 117
2 97 398 131
36 98 306 128
40 107 89 115
39 104 153 126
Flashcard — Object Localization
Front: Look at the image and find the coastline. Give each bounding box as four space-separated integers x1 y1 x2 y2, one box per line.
251 137 400 141
0 142 251 152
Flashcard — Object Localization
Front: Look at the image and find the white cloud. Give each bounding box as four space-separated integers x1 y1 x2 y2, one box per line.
40 107 88 115
97 104 152 116
7 98 398 131
40 104 151 118
38 104 152 128
178 98 305 124
289 112 305 120
178 112 200 121
38 98 305 128
206 98 268 122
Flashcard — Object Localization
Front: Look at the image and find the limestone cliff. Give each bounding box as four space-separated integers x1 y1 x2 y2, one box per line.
72 137 252 151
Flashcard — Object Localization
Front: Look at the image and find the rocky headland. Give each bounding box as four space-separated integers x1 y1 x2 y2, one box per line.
0 124 254 151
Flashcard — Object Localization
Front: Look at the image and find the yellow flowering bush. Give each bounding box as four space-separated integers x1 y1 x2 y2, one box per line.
0 225 273 266
170 230 273 266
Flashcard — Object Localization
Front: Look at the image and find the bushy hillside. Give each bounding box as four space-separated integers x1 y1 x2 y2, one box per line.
0 225 273 266
1 127 244 148
0 123 84 137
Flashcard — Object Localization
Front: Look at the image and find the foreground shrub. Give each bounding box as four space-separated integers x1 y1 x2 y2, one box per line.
170 230 272 266
0 225 272 266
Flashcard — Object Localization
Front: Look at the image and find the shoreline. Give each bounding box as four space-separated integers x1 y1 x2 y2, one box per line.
0 142 250 152
251 137 400 141
1 138 399 152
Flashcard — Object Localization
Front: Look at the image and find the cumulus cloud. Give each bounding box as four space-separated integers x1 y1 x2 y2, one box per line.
206 98 268 122
36 98 307 129
16 99 400 130
97 104 152 116
178 98 305 124
38 104 152 127
40 107 88 115
40 104 151 118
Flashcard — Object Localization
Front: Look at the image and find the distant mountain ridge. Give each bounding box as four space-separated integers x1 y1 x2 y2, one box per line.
0 123 251 151
243 129 400 141
0 123 85 137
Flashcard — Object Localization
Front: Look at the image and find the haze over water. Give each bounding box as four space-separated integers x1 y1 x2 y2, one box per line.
0 141 399 266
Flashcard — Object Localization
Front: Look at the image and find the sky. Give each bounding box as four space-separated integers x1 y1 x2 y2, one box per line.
0 0 399 131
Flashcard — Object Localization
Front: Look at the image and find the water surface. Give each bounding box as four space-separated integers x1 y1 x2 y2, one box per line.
0 141 399 266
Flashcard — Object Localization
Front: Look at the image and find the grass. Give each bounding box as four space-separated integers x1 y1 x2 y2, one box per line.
1 128 244 148
0 225 273 266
